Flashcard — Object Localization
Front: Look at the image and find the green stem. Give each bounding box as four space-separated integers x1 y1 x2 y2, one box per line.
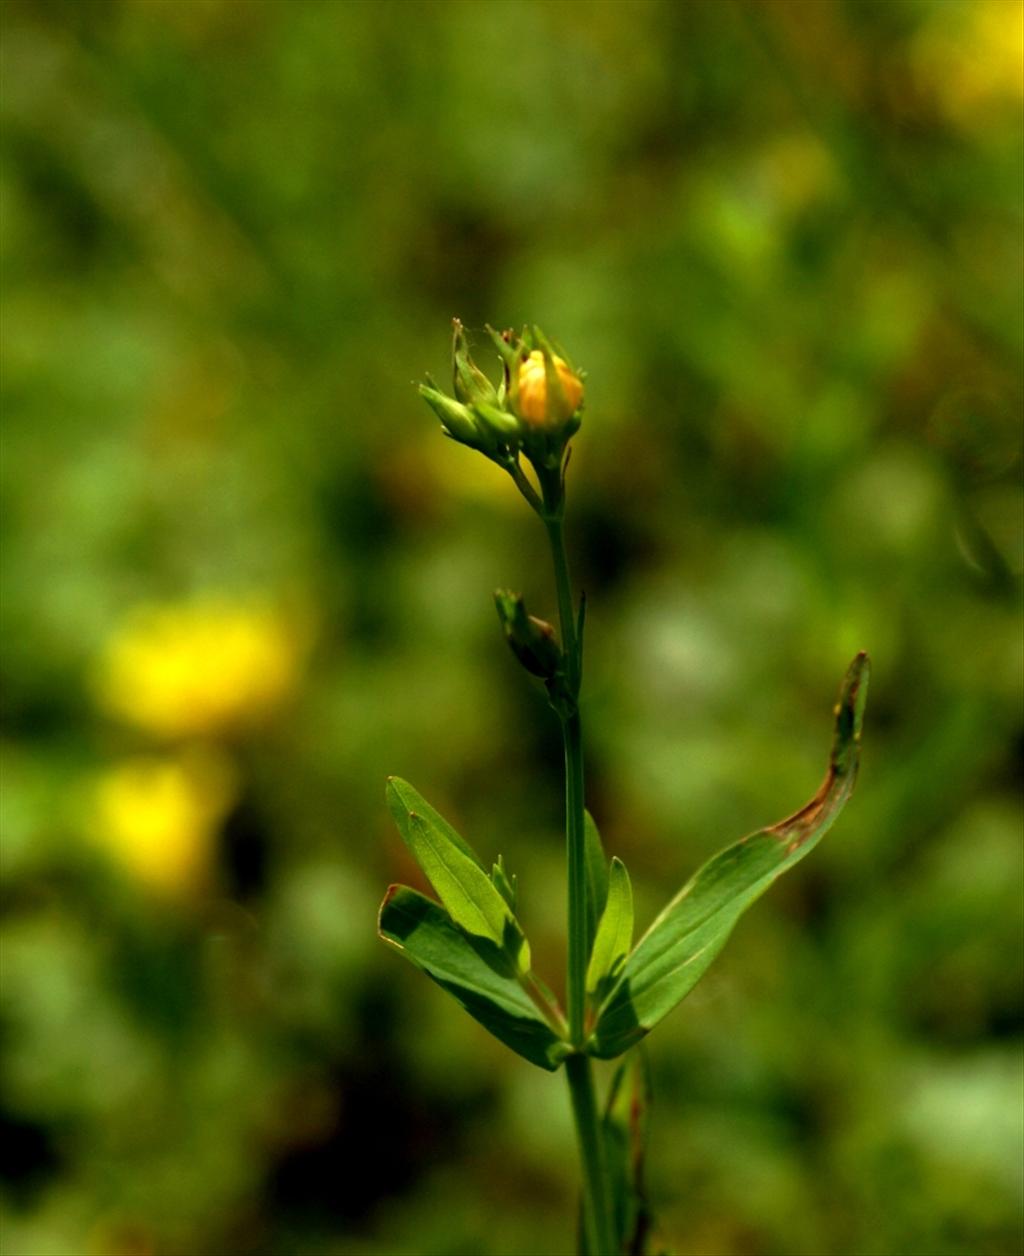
508 456 544 514
562 706 587 1043
544 514 584 1038
566 1052 616 1256
544 505 615 1256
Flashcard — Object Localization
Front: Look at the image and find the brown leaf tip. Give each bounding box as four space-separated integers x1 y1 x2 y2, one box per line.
377 884 405 940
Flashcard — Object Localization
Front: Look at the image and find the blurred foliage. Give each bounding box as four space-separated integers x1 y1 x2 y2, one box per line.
1 1 1021 1254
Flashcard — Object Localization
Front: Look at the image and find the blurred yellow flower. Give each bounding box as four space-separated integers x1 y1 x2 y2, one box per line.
95 598 302 738
90 750 237 897
914 0 1024 128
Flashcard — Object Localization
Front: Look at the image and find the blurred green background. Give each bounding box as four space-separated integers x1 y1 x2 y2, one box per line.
2 1 1022 1254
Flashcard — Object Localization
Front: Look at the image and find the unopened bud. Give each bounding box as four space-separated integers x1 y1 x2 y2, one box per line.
419 384 491 453
514 349 583 428
494 591 563 680
419 321 584 480
452 319 498 407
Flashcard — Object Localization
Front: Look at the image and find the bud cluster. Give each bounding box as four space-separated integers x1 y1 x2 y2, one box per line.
420 321 585 487
421 320 585 701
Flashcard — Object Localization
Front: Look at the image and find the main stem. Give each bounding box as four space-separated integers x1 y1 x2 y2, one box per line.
545 514 585 1041
566 1052 614 1256
543 506 616 1256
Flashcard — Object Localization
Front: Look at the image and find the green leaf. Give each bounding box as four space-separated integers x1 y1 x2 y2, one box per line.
586 856 633 1000
379 885 569 1072
590 653 869 1060
584 809 609 954
387 777 484 869
603 1048 655 1256
386 777 531 971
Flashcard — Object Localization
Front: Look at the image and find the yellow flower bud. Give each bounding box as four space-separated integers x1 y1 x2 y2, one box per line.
515 350 583 427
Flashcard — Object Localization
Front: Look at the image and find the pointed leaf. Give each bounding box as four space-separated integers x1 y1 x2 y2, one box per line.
590 653 869 1059
379 885 569 1072
584 809 609 954
386 777 531 970
387 777 485 869
586 857 634 999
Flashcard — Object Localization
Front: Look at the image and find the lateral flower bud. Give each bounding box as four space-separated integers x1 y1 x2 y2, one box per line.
452 318 498 407
419 383 494 454
494 590 563 680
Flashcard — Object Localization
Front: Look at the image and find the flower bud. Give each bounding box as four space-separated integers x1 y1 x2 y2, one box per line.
494 591 563 680
452 319 498 407
419 322 584 480
419 383 493 454
514 346 583 428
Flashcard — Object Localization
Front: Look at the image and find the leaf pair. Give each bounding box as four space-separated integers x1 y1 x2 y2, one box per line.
379 653 869 1071
379 778 569 1072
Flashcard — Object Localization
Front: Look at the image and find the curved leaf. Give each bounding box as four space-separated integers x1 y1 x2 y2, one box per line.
589 653 869 1059
379 885 569 1072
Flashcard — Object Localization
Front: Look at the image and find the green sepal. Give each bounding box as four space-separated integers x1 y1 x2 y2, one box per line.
474 401 522 442
484 323 522 370
386 777 531 973
379 886 570 1072
533 326 572 421
589 653 870 1059
586 856 633 1003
